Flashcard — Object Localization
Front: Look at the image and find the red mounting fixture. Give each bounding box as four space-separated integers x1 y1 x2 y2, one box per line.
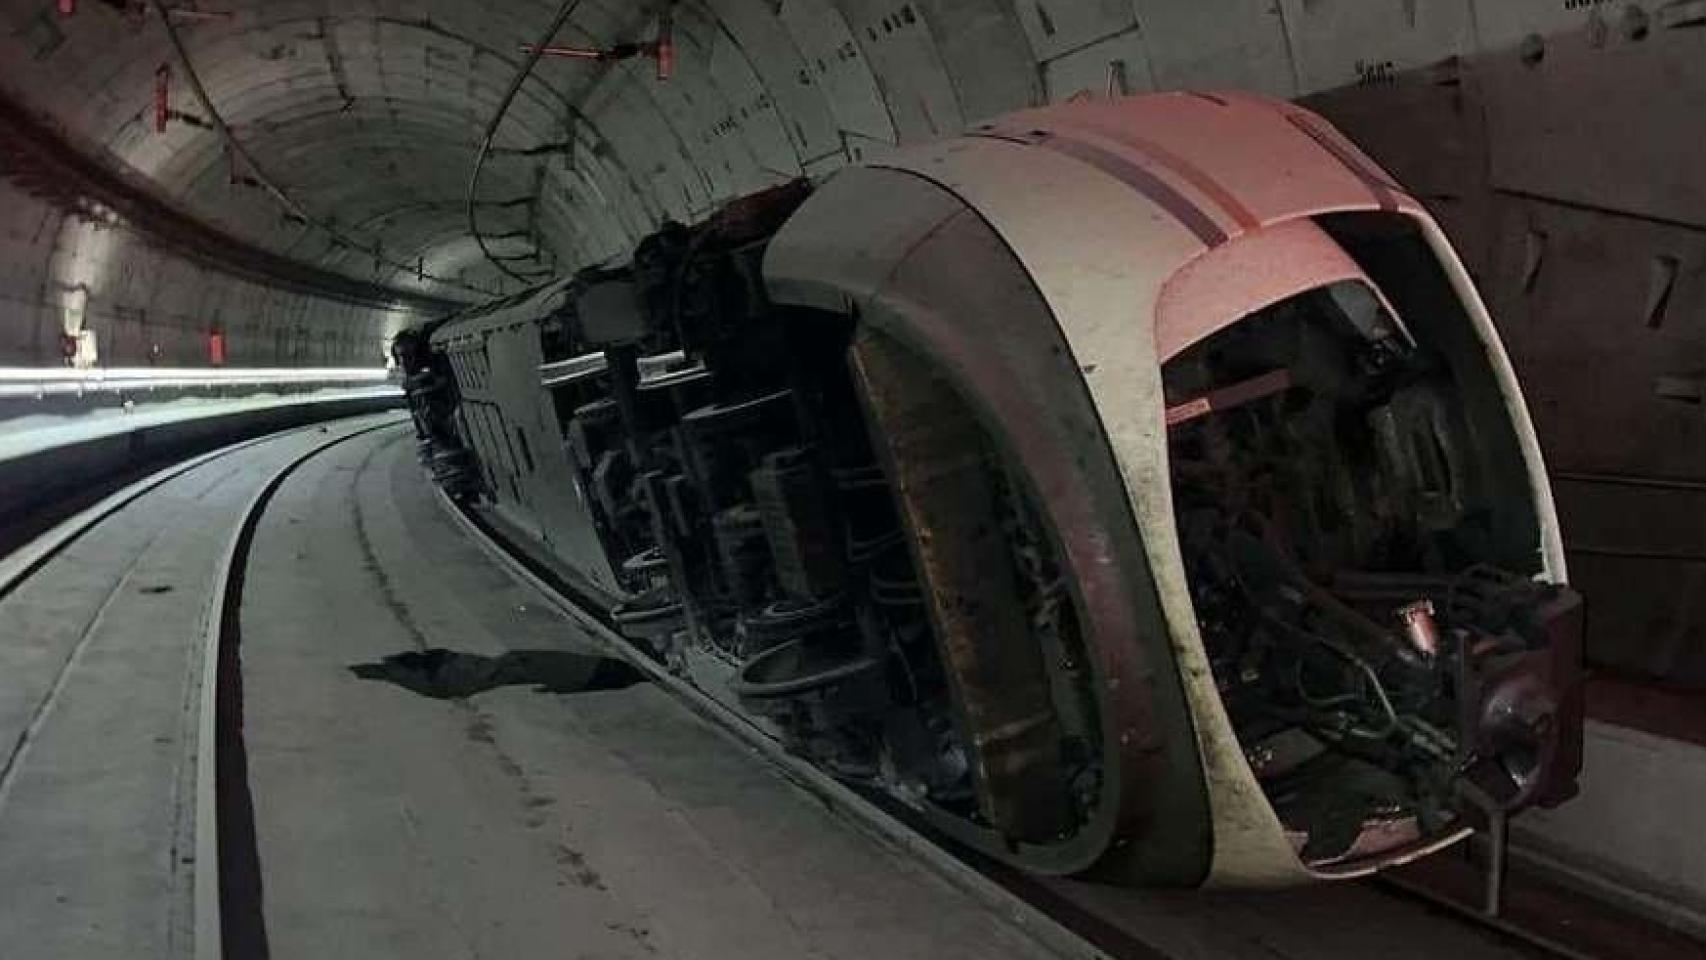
654 6 674 80
58 0 74 16
154 64 170 134
524 6 673 81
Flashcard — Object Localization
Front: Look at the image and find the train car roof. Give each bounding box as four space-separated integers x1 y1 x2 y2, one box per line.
428 275 578 348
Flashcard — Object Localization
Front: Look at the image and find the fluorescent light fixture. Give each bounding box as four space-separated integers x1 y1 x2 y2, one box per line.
0 366 393 398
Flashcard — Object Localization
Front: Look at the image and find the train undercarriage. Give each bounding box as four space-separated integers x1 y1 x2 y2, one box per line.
395 94 1583 888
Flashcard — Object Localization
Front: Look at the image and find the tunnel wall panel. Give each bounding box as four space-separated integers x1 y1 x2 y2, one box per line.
4 0 1705 694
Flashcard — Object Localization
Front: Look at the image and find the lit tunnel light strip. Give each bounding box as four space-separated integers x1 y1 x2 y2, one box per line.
0 367 395 398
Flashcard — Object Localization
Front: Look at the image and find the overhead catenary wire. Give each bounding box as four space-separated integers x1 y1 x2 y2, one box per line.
465 0 586 287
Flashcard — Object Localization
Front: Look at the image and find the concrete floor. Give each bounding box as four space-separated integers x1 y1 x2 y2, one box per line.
236 424 1058 960
0 417 1598 960
0 416 397 959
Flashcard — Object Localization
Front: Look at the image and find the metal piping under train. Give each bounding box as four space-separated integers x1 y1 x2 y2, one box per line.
394 92 1584 889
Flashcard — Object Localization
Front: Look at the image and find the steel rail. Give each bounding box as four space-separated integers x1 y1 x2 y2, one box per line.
194 415 408 960
0 426 324 823
1376 872 1597 960
0 421 347 603
0 415 404 960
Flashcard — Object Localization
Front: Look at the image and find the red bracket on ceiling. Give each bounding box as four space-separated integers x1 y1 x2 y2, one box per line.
523 5 674 81
653 6 673 80
58 0 74 16
154 64 170 134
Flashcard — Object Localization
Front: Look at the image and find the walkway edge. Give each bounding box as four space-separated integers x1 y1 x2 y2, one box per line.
195 416 408 960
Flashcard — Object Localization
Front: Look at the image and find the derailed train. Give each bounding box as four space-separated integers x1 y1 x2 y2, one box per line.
396 92 1583 887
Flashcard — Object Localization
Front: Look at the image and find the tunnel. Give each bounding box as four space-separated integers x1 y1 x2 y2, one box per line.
1 3 1703 959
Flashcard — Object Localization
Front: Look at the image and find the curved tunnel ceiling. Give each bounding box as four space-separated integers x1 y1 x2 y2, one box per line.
6 1 1706 790
1 0 1304 306
2 0 1691 368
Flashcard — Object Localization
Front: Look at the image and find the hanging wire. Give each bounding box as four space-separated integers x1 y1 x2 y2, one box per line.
148 0 496 301
465 0 586 287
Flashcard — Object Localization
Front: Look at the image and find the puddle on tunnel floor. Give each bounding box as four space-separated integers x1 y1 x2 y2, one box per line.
349 648 645 700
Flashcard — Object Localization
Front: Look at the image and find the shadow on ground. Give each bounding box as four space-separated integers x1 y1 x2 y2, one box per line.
349 648 645 699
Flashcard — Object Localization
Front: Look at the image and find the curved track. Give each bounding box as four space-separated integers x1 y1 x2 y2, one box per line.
224 420 1076 960
0 414 404 960
1 418 1688 960
0 416 1076 960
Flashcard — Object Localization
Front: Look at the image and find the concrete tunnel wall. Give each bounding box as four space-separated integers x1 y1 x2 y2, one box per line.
3 1 1704 684
3 0 1706 927
1 1 1697 368
0 176 393 367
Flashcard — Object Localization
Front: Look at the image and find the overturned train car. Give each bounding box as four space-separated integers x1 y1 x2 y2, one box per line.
396 93 1583 887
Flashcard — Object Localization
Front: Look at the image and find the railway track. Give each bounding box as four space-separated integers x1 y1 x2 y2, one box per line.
193 417 409 960
433 487 1696 960
0 414 407 960
4 417 1689 960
